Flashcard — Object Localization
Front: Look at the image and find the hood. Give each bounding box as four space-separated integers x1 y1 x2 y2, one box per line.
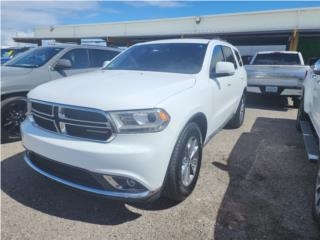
1 66 33 76
29 70 196 110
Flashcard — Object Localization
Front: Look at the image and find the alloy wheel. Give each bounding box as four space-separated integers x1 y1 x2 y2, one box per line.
181 136 200 187
2 99 27 139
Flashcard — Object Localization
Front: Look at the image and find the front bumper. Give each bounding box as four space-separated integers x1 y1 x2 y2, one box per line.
24 151 160 201
21 118 176 200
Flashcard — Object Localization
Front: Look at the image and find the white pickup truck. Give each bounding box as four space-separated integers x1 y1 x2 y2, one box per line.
297 59 320 224
21 39 247 201
246 51 309 107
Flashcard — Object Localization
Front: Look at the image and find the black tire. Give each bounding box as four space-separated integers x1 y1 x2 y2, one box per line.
292 96 301 108
313 165 320 226
226 92 246 129
296 98 308 131
1 96 27 142
162 122 202 202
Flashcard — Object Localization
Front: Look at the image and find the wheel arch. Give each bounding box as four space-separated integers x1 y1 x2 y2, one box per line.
187 112 207 144
1 91 28 101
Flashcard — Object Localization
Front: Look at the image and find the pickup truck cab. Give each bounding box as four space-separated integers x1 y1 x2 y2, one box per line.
1 45 121 142
246 51 309 107
21 39 247 201
297 59 320 224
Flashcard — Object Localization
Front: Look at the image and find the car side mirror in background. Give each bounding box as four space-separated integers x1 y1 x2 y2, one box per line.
214 61 235 77
313 61 320 75
102 60 110 68
54 59 72 70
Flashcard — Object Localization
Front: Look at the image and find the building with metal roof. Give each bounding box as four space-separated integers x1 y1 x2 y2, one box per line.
13 7 320 62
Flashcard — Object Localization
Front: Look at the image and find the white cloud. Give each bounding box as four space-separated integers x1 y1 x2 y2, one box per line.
1 30 34 47
1 1 101 46
1 0 184 46
125 1 186 8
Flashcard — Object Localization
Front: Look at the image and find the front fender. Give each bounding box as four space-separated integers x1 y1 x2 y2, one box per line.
156 87 210 148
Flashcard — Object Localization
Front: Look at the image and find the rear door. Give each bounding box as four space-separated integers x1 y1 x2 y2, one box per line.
221 45 242 115
233 48 247 103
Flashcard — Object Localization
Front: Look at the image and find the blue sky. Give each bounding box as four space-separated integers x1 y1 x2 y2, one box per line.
64 1 320 24
2 1 320 46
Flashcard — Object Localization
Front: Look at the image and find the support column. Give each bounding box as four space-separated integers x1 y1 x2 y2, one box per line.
288 29 300 51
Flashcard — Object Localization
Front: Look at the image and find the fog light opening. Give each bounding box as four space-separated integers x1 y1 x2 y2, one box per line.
103 175 146 192
103 175 123 190
126 178 136 187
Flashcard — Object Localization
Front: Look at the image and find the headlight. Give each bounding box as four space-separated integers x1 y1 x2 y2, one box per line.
109 109 170 133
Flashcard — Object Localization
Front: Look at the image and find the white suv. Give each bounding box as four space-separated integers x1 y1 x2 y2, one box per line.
21 39 247 201
297 59 320 223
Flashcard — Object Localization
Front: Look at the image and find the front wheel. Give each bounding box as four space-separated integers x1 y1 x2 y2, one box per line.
162 122 202 201
1 96 27 142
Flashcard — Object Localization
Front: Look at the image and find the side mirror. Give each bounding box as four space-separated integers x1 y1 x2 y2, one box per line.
214 61 235 77
54 59 72 70
102 60 110 68
313 61 320 75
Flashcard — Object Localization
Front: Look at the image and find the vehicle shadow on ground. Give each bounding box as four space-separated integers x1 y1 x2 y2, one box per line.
212 117 320 239
246 92 294 111
1 152 139 225
1 153 177 225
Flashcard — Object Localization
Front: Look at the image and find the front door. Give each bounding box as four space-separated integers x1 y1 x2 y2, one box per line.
49 49 95 80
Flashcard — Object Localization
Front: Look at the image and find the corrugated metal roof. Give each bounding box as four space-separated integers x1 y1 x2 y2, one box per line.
13 8 320 45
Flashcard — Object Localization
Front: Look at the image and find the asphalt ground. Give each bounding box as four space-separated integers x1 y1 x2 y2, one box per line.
1 93 320 240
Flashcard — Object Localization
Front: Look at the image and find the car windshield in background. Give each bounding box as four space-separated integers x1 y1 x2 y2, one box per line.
252 53 301 65
5 47 63 68
1 49 14 58
106 43 208 74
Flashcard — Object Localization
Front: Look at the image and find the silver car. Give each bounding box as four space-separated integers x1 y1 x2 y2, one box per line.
1 45 121 142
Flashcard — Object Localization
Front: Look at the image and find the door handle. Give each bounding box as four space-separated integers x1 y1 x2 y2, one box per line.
227 83 232 86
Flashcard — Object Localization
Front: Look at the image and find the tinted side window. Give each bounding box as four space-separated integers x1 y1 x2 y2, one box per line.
61 49 89 69
234 50 243 67
210 45 225 76
89 49 119 68
222 46 237 69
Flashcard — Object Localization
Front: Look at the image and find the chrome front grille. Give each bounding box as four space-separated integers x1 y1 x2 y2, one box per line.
30 100 114 142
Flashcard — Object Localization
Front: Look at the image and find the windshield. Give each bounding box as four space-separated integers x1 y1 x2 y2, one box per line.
252 53 302 65
105 43 208 74
5 47 63 68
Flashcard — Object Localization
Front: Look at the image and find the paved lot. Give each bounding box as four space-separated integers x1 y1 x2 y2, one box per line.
1 94 320 240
